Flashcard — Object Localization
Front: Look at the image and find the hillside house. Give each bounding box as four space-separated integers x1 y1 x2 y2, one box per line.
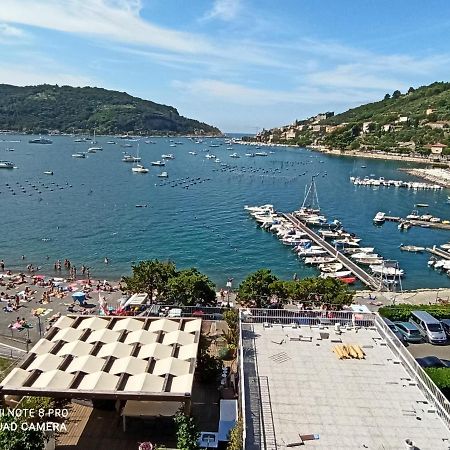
426 108 436 116
285 129 296 140
314 112 334 122
382 124 393 132
362 121 373 134
427 143 447 160
397 116 409 123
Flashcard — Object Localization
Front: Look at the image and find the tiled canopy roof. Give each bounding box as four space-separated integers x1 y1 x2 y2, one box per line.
0 316 201 400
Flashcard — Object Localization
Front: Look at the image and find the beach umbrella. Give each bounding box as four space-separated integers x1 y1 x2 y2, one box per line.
86 328 121 344
72 291 86 299
1 368 32 388
30 339 55 355
170 373 194 393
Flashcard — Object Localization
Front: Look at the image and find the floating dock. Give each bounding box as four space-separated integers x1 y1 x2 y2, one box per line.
282 213 381 290
426 246 450 260
384 216 450 231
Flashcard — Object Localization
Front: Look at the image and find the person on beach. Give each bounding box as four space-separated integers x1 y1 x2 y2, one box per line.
0 260 4 271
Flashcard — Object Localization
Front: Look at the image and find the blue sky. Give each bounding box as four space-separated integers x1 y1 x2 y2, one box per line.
0 1 450 132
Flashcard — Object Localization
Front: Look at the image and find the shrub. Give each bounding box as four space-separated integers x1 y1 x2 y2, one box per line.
378 304 450 322
424 368 450 399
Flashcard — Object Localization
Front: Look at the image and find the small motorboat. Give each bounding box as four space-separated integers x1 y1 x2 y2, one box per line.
373 211 385 224
0 160 15 169
157 172 168 178
161 154 175 159
43 171 54 175
132 164 149 173
400 245 425 253
72 152 86 158
151 161 165 166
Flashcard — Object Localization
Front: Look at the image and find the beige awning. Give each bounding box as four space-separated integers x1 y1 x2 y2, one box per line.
57 340 94 357
53 327 84 343
66 355 106 374
53 316 75 329
112 318 145 332
28 353 64 371
184 320 202 333
162 330 195 346
138 342 173 360
177 343 198 360
124 329 158 345
97 342 132 359
148 318 179 333
153 357 190 377
78 371 119 391
170 373 194 393
125 373 165 392
109 356 148 375
1 368 31 388
30 339 55 355
86 328 121 344
32 370 74 389
77 317 109 331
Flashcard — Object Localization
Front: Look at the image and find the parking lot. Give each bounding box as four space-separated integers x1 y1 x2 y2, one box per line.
406 341 450 362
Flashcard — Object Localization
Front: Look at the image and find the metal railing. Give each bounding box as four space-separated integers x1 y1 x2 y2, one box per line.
374 314 450 431
240 308 376 328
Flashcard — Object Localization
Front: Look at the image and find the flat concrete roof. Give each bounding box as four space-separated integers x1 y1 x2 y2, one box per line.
242 322 450 450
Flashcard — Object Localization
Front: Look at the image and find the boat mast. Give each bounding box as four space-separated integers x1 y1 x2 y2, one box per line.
301 175 320 210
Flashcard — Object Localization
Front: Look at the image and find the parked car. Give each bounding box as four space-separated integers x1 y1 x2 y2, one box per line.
416 356 450 368
441 319 450 338
394 321 423 343
383 317 406 343
409 310 447 344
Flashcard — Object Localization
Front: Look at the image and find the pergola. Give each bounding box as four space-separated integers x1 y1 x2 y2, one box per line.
0 315 202 415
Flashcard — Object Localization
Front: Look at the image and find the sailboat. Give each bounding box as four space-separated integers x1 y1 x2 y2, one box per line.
88 129 103 152
131 144 149 173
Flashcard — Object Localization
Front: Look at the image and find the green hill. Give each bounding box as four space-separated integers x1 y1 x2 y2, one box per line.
254 82 450 155
0 84 221 135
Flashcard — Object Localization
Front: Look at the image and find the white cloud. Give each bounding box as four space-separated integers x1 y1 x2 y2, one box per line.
0 22 30 44
0 64 93 87
202 0 242 21
0 0 214 54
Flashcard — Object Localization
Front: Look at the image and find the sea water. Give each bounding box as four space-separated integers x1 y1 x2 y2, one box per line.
1 134 450 290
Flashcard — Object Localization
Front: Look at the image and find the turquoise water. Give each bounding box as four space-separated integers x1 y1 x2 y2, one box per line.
1 134 450 290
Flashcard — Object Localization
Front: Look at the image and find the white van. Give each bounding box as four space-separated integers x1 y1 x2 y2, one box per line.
409 310 447 344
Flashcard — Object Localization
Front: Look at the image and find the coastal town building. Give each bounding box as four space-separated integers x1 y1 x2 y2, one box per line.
426 107 437 115
428 142 447 159
240 311 450 449
362 121 373 133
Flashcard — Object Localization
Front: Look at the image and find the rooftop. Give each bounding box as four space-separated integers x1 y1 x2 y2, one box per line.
0 316 201 400
242 321 450 449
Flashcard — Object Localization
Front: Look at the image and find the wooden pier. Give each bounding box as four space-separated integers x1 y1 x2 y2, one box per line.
426 246 450 260
384 216 450 230
282 213 381 290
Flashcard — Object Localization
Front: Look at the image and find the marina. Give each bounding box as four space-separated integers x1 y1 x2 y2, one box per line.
1 134 450 289
350 176 443 190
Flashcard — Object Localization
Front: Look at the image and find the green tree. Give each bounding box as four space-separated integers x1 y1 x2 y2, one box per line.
166 268 216 306
407 86 416 94
122 259 176 302
0 414 46 450
226 419 243 450
174 412 200 450
384 93 391 100
238 269 279 307
392 90 402 99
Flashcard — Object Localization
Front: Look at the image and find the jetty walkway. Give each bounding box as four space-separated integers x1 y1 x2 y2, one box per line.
384 215 450 231
282 213 381 290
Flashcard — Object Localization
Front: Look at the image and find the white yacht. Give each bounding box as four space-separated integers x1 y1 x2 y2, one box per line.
123 154 141 162
88 146 103 152
188 151 197 155
72 152 86 158
254 151 268 156
161 154 175 159
158 171 168 178
373 211 386 224
0 160 15 169
151 161 165 166
229 153 240 158
132 164 149 174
